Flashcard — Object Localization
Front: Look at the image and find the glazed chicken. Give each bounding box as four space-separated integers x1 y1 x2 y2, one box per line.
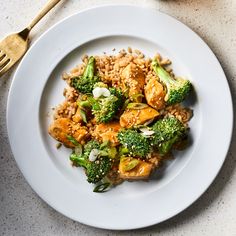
121 63 145 102
72 107 83 123
93 122 122 146
120 106 159 128
144 76 166 110
48 51 193 192
119 157 154 180
48 118 89 147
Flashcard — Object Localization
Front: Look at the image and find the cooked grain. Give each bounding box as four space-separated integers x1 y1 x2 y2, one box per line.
54 49 192 127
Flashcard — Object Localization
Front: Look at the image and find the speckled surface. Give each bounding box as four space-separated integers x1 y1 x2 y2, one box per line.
0 0 236 235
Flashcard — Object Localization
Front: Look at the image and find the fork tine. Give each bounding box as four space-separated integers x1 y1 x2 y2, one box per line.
0 60 12 77
0 53 6 62
0 56 10 68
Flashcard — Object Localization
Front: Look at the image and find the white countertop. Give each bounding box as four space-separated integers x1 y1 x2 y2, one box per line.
0 0 236 235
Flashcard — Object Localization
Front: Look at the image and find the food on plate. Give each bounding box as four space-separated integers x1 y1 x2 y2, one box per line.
48 48 193 192
144 76 166 110
152 59 192 105
120 104 159 128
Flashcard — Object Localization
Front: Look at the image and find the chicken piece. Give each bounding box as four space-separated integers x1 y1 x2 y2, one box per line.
93 122 121 146
144 76 166 110
72 107 83 123
119 157 154 180
121 63 145 102
120 106 159 128
48 118 89 147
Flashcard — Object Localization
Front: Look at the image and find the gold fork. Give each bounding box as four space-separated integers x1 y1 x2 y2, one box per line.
0 0 62 77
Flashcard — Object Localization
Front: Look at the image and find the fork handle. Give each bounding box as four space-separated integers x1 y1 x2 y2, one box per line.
27 0 62 30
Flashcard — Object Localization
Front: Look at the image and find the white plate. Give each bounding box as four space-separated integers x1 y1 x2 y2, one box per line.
7 5 233 230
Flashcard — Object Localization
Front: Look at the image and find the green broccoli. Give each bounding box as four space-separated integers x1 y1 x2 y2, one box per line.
83 140 100 157
151 116 187 155
152 59 192 105
117 129 151 158
70 140 113 184
89 88 124 123
71 56 99 94
94 82 108 88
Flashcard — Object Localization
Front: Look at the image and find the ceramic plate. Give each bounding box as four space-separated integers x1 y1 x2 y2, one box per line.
7 5 233 230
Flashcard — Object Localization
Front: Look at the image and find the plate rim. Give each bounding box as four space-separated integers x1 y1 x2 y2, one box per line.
6 5 234 230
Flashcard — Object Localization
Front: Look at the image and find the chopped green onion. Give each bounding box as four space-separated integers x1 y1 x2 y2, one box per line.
98 150 109 157
92 87 111 98
93 183 111 193
131 93 144 102
119 146 129 155
107 146 117 158
79 109 87 123
89 149 100 162
121 157 140 171
123 99 130 109
123 88 130 98
88 97 100 110
74 144 83 156
56 143 62 149
78 100 91 108
139 127 155 137
67 135 79 146
127 103 149 109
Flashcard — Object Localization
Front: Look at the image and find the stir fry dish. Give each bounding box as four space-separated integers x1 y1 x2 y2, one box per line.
48 48 193 192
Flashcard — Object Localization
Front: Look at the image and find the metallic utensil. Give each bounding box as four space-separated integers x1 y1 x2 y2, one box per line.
0 0 62 77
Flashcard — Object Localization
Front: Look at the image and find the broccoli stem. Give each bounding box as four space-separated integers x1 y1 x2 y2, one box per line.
83 56 95 80
70 153 87 167
152 60 173 86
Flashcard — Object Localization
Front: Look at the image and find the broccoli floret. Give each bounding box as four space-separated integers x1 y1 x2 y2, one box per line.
70 153 112 184
94 82 108 88
70 140 112 184
92 95 118 123
151 116 187 155
71 56 99 94
83 140 100 157
117 129 151 158
110 88 124 108
70 140 100 166
89 88 124 123
152 59 192 105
